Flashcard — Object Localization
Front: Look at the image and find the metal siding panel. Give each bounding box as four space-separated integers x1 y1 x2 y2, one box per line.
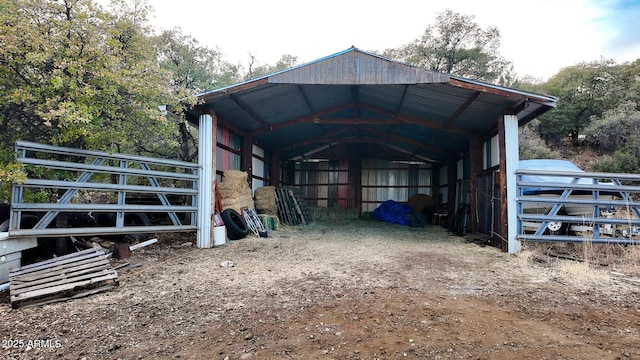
269 50 449 85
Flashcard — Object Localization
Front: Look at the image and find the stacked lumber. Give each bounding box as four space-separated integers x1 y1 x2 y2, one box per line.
9 247 118 308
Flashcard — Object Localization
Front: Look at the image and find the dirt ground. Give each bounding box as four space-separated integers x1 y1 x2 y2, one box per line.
2 219 640 360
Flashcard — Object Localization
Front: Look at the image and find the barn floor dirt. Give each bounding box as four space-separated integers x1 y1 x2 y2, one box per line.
2 220 640 360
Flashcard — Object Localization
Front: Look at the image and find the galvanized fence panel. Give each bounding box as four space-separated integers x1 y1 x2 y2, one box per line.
9 141 199 238
516 168 640 244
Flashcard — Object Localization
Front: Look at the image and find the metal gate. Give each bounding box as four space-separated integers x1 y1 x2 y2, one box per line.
8 141 199 238
516 168 640 244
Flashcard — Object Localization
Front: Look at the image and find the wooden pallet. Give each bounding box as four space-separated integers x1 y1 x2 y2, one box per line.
275 187 312 226
9 247 118 308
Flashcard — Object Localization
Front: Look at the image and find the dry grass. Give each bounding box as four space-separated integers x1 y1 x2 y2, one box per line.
522 235 640 279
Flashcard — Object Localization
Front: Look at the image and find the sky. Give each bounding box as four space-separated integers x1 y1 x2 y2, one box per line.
142 0 640 81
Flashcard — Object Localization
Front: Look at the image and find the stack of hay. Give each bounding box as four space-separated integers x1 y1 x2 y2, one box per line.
254 186 278 215
254 186 280 230
218 170 254 214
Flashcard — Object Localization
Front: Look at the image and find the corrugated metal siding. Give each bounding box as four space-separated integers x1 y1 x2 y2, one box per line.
216 127 241 174
252 145 269 192
269 51 449 85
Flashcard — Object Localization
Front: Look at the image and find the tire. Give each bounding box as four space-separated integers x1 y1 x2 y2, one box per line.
221 208 248 240
0 203 10 224
544 208 569 235
0 219 8 232
96 212 151 242
54 237 70 256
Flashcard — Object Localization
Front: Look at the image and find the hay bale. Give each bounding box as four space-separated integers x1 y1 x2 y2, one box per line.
220 169 253 213
222 169 248 182
255 186 278 215
309 205 360 220
309 206 329 221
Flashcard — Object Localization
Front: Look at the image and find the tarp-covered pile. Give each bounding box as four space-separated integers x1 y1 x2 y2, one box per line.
373 200 413 226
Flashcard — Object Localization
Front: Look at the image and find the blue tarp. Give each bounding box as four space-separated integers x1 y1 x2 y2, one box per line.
372 200 413 226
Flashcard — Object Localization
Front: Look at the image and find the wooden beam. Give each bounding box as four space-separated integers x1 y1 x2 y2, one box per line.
359 126 446 154
241 133 254 186
445 91 480 127
447 159 457 221
281 127 354 151
420 91 480 148
269 149 281 186
193 105 245 136
249 102 355 136
468 135 482 233
449 78 527 100
360 103 472 136
352 157 362 213
250 101 471 137
498 111 508 252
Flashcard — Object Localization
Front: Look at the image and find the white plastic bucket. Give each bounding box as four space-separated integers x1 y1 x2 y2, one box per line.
213 225 227 247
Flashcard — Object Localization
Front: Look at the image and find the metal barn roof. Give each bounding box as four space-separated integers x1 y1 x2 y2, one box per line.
186 47 557 164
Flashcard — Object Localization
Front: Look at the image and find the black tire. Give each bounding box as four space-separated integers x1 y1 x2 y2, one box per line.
221 208 248 240
54 237 70 256
0 219 8 232
0 203 10 224
544 208 569 235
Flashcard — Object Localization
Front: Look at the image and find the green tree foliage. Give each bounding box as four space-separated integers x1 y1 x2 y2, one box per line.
245 54 299 80
518 120 561 160
154 27 241 161
0 0 182 153
156 27 241 95
536 59 630 142
383 9 514 84
0 143 26 203
585 102 640 173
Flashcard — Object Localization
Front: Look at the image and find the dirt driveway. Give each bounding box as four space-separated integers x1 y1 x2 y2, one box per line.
2 220 640 359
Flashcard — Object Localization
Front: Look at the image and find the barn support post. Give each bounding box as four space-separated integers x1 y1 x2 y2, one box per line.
241 133 254 187
499 110 520 254
197 110 217 248
447 157 457 221
269 149 281 186
351 158 362 212
468 136 483 233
